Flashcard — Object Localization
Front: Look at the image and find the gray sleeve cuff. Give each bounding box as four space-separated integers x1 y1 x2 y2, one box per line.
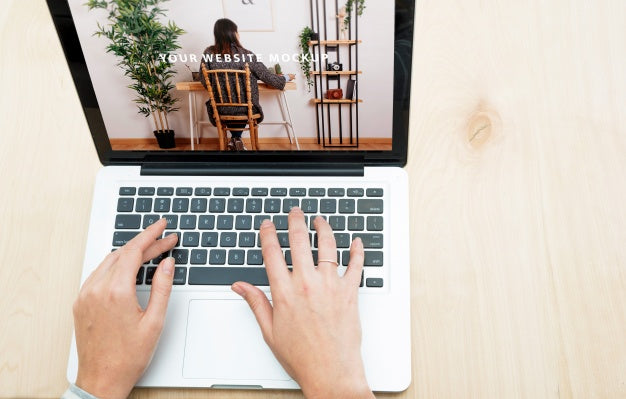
61 383 100 399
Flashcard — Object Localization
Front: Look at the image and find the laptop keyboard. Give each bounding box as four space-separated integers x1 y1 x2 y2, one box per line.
114 186 386 289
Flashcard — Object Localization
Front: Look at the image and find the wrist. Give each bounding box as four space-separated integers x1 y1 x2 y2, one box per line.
76 373 133 399
299 372 373 399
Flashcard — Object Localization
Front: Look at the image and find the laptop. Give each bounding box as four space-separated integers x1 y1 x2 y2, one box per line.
48 0 415 392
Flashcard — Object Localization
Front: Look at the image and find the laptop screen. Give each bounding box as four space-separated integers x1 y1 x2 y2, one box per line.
67 0 411 153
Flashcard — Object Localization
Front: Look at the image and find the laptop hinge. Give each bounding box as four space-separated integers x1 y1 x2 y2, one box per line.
140 162 364 177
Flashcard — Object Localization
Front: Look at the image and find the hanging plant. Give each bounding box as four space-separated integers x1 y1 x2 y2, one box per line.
298 26 315 91
343 0 366 30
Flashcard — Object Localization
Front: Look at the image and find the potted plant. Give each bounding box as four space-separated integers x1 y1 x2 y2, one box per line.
86 0 185 149
298 26 316 91
343 0 366 29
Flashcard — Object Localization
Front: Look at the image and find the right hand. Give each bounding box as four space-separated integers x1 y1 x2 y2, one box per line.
232 208 374 399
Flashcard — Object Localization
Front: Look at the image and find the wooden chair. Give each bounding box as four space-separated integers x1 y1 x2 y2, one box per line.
201 63 261 151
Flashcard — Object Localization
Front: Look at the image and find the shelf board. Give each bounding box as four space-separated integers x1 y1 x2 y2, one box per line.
311 99 363 104
311 70 362 76
309 40 362 46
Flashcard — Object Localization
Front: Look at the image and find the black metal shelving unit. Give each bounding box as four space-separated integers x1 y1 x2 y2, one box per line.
309 0 361 148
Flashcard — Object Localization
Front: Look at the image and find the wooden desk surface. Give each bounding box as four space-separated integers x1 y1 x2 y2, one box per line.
176 81 296 92
1 1 625 398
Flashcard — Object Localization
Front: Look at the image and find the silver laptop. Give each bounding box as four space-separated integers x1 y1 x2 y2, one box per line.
48 0 415 392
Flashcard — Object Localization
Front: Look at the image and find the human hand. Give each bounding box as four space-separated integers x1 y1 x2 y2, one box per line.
232 208 374 399
73 219 178 399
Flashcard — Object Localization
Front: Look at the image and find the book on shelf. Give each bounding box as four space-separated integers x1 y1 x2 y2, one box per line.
345 78 357 100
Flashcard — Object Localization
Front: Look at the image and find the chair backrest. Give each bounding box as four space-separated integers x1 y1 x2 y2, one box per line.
201 63 254 122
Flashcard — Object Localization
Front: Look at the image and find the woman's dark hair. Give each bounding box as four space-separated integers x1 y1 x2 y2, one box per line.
210 18 245 55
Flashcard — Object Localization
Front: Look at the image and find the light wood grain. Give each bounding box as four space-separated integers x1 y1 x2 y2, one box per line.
1 0 625 398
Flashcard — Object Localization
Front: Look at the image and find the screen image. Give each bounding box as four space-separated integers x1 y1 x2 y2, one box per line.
69 0 396 152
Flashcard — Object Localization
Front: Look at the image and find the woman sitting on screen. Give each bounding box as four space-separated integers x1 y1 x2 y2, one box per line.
200 18 295 151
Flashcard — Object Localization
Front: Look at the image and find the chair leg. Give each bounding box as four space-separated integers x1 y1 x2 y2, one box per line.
218 126 226 151
252 123 259 151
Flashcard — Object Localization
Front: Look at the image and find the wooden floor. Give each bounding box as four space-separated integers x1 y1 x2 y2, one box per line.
110 137 392 151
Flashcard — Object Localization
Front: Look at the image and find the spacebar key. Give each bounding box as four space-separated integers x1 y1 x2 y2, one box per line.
188 267 269 286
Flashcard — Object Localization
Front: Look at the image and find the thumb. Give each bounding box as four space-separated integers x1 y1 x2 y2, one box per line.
232 281 274 345
144 257 175 328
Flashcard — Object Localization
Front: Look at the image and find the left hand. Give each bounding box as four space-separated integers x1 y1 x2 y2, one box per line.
72 219 178 399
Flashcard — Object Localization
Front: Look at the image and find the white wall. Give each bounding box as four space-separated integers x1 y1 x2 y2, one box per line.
68 0 395 140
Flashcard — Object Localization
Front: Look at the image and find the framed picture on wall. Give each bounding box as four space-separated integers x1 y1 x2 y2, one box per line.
222 0 275 32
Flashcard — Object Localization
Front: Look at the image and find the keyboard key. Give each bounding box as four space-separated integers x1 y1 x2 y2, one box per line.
165 231 181 247
366 188 384 197
357 199 384 214
195 187 211 196
251 188 269 196
309 215 327 231
119 187 136 196
217 215 234 230
151 252 167 265
190 198 207 213
342 251 384 266
117 198 134 212
190 249 207 264
145 267 156 284
157 187 174 196
270 187 287 196
188 267 269 285
264 198 281 213
209 198 226 213
239 232 256 247
277 233 290 248
284 250 293 265
198 215 215 230
301 199 318 213
172 249 189 264
235 215 252 230
220 232 237 247
182 232 200 247
320 199 337 213
214 187 230 196
308 188 326 197
176 187 193 196
329 216 346 231
314 233 350 248
247 250 263 265
172 198 189 212
282 198 299 213
347 216 364 231
209 249 227 265
173 267 187 285
228 250 245 265
233 187 250 196
352 233 383 248
136 267 144 284
246 198 263 213
201 232 218 247
366 216 383 231
142 214 160 229
154 198 171 212
115 215 141 229
328 188 345 197
289 188 306 197
112 231 139 246
227 198 244 213
138 187 155 196
338 199 355 214
134 198 152 213
347 188 364 197
163 215 178 229
254 215 271 229
273 215 288 230
366 278 384 287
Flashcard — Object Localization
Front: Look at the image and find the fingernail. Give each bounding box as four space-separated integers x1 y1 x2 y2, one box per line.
231 283 246 298
261 219 272 227
162 257 174 276
355 237 363 247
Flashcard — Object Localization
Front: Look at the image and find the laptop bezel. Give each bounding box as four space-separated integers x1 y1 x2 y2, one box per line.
47 0 415 168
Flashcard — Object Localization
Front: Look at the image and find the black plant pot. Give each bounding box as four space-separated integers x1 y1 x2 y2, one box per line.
154 130 176 149
310 32 319 41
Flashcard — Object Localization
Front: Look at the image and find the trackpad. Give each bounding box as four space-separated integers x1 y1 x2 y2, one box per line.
183 299 291 381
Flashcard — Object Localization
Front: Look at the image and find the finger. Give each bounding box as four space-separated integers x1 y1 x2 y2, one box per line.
287 208 315 275
343 238 364 288
313 215 338 274
259 219 291 286
123 218 168 253
143 257 175 331
114 218 168 283
141 233 179 263
232 282 274 346
83 249 121 287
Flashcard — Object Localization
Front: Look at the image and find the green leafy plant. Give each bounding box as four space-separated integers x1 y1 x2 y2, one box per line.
298 26 315 91
86 0 185 134
344 0 366 29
